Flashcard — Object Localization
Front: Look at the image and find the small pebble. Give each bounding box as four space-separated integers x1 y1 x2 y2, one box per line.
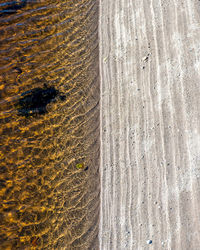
146 239 152 244
12 67 22 74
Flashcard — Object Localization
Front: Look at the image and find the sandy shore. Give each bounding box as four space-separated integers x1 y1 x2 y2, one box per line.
99 0 200 249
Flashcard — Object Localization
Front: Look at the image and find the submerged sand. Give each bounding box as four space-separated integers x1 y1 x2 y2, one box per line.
0 1 99 249
99 0 200 249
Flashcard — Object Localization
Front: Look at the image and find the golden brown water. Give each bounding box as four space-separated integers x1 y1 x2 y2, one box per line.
0 0 99 249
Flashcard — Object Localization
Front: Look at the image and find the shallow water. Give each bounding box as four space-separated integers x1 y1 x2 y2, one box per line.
0 0 99 248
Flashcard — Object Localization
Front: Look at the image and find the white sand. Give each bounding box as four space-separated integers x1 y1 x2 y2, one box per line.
99 0 200 249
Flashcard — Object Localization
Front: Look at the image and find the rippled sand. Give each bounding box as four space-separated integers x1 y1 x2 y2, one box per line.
100 0 200 249
0 0 99 249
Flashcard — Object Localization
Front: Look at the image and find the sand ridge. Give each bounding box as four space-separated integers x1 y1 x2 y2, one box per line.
0 1 100 248
99 0 200 249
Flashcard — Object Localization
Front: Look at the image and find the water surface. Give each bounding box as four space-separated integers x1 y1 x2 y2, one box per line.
0 0 99 248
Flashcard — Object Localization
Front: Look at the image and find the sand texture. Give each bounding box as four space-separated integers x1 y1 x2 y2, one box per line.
99 0 200 249
0 1 99 248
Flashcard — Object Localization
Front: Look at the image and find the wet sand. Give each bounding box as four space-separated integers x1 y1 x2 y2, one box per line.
99 0 200 249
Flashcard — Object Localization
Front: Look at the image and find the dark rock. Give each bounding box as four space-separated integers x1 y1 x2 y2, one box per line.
0 0 28 17
16 84 66 117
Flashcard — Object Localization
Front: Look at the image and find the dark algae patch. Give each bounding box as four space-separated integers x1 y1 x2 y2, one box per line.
0 0 28 17
16 84 66 117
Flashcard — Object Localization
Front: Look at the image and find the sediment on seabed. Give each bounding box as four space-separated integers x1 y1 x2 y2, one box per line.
0 1 100 249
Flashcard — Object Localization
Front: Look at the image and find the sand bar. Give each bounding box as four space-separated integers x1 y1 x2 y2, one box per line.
99 0 200 249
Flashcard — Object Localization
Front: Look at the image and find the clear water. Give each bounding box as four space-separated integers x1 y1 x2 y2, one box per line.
0 0 99 248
